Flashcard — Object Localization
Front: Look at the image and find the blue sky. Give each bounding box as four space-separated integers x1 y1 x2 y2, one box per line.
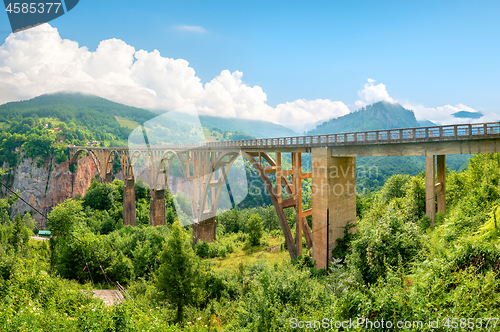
1 0 499 131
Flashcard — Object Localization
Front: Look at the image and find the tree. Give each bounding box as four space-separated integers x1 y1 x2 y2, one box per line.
379 174 410 202
9 213 30 252
156 220 205 323
246 213 264 246
82 182 119 211
48 199 84 238
47 199 86 278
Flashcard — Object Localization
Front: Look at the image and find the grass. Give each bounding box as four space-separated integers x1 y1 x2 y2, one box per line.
115 116 140 130
206 234 295 271
40 117 65 128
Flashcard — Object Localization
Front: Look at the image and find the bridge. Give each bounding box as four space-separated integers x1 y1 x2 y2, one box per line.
69 121 500 268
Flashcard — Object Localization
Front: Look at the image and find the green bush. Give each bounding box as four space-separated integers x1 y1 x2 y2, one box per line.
246 213 263 246
83 181 120 211
348 206 423 284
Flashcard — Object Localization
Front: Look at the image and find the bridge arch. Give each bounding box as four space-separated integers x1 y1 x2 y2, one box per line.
69 148 101 176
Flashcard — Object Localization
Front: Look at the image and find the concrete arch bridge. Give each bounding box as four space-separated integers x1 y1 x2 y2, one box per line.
70 121 500 268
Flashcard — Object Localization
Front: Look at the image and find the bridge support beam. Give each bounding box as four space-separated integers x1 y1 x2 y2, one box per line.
123 178 136 226
150 189 165 226
311 147 356 269
192 217 217 246
437 155 446 216
425 154 435 225
426 154 446 228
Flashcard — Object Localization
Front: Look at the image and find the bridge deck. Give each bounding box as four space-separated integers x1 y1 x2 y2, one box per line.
71 122 500 157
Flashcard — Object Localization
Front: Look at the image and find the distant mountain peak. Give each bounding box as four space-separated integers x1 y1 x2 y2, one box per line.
308 102 418 135
452 110 483 119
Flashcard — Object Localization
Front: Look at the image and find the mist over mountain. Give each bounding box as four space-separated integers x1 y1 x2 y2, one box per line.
198 115 297 138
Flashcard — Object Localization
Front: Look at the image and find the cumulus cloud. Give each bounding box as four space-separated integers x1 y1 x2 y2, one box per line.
175 25 207 33
0 24 348 133
354 78 495 125
403 102 495 125
1 24 491 134
275 99 349 133
354 78 397 109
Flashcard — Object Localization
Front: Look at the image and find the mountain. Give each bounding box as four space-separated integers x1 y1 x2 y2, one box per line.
154 111 298 139
417 120 437 127
452 110 483 119
0 92 157 125
0 93 265 147
308 101 419 135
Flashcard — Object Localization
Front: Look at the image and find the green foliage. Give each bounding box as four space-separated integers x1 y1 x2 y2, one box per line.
9 214 30 252
47 199 84 238
83 181 120 211
246 213 263 246
348 206 423 284
4 148 500 330
156 220 205 322
379 174 410 202
331 222 356 262
105 251 135 285
194 235 238 259
22 132 55 164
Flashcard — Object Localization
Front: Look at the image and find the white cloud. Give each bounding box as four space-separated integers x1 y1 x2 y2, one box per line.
403 102 491 125
197 70 274 119
175 25 207 33
354 78 495 125
0 25 493 134
274 99 349 133
354 78 397 109
0 24 349 133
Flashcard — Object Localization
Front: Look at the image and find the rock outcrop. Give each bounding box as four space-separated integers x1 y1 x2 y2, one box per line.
10 156 97 228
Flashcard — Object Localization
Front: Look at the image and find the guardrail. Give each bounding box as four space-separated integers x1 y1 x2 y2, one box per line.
171 122 500 149
69 122 500 151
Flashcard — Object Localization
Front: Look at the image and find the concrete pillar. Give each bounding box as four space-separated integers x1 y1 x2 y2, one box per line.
192 216 216 246
311 147 356 269
103 173 113 183
436 155 446 215
150 189 165 226
123 178 136 226
425 153 436 227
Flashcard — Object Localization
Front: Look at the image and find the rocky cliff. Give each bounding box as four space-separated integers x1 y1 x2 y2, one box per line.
9 155 97 229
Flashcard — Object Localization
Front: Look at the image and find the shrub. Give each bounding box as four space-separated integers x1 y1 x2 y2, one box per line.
348 206 423 284
195 241 210 258
246 214 263 246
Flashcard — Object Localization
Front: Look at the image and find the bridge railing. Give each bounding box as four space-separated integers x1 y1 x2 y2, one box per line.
193 122 500 149
94 122 500 150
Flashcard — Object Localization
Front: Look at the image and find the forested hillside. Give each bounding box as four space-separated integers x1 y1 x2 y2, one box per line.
1 152 500 330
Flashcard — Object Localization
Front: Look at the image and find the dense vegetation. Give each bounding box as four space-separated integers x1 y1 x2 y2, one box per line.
1 152 500 330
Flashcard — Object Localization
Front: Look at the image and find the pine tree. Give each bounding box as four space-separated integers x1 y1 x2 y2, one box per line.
156 220 205 323
10 213 28 251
